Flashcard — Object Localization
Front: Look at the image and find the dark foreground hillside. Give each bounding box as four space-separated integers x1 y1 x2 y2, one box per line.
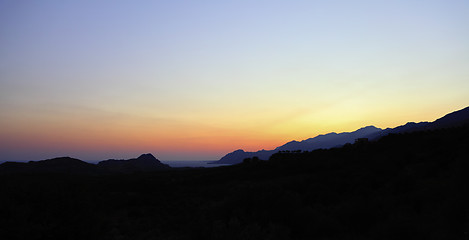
1 126 468 240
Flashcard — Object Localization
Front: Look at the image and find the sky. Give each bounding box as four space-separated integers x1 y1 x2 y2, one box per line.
1 0 468 161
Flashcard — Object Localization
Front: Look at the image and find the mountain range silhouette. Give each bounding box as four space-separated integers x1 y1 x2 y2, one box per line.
214 106 469 164
1 106 468 171
98 153 170 173
0 153 170 174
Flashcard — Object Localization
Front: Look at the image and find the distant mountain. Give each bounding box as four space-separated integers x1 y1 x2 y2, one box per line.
426 106 469 129
276 126 382 151
215 106 469 165
371 106 469 138
365 122 430 140
215 149 275 165
97 153 170 173
0 153 170 174
214 126 382 165
0 157 99 174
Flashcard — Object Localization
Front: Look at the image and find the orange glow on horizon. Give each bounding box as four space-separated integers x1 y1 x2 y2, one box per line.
1 99 468 161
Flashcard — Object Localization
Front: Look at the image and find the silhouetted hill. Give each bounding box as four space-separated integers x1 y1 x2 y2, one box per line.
0 153 170 175
215 126 382 164
375 106 469 136
215 106 469 164
276 125 382 151
427 105 469 129
97 153 170 173
214 149 275 164
365 121 430 140
0 157 99 174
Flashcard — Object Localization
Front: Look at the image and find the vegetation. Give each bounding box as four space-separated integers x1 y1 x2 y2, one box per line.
1 126 468 239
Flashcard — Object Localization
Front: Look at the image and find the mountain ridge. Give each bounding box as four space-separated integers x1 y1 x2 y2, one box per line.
2 106 468 168
0 156 100 174
214 106 469 164
0 153 170 174
98 153 171 172
214 126 383 164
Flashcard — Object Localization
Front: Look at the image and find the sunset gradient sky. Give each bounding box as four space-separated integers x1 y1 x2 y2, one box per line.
1 0 469 161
